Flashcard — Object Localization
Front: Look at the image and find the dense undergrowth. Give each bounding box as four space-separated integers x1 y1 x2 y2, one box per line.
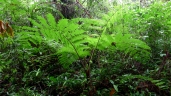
0 0 171 96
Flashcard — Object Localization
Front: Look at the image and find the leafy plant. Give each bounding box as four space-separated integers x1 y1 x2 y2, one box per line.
19 9 151 95
21 13 90 68
129 1 171 58
2 0 171 96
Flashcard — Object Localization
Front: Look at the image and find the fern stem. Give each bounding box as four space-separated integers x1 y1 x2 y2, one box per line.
63 34 80 58
87 9 120 67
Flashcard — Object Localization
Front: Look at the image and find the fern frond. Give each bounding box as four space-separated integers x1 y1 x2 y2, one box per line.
28 18 43 29
21 14 91 68
113 33 151 61
78 9 151 62
56 19 91 67
36 16 49 28
46 13 56 28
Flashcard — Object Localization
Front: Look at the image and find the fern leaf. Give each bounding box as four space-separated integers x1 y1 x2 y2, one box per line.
28 18 43 29
36 16 49 28
46 13 56 28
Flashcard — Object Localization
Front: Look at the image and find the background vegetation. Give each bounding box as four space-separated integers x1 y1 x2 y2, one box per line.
0 0 171 95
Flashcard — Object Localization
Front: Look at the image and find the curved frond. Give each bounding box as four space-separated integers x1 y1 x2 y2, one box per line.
22 14 91 68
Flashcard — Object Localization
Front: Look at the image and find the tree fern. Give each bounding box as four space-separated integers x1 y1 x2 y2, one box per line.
20 8 151 68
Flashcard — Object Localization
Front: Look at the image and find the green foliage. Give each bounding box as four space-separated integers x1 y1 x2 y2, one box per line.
14 7 151 94
1 0 171 96
21 13 90 68
81 9 151 62
128 1 171 58
47 72 86 95
0 0 28 27
21 11 151 69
